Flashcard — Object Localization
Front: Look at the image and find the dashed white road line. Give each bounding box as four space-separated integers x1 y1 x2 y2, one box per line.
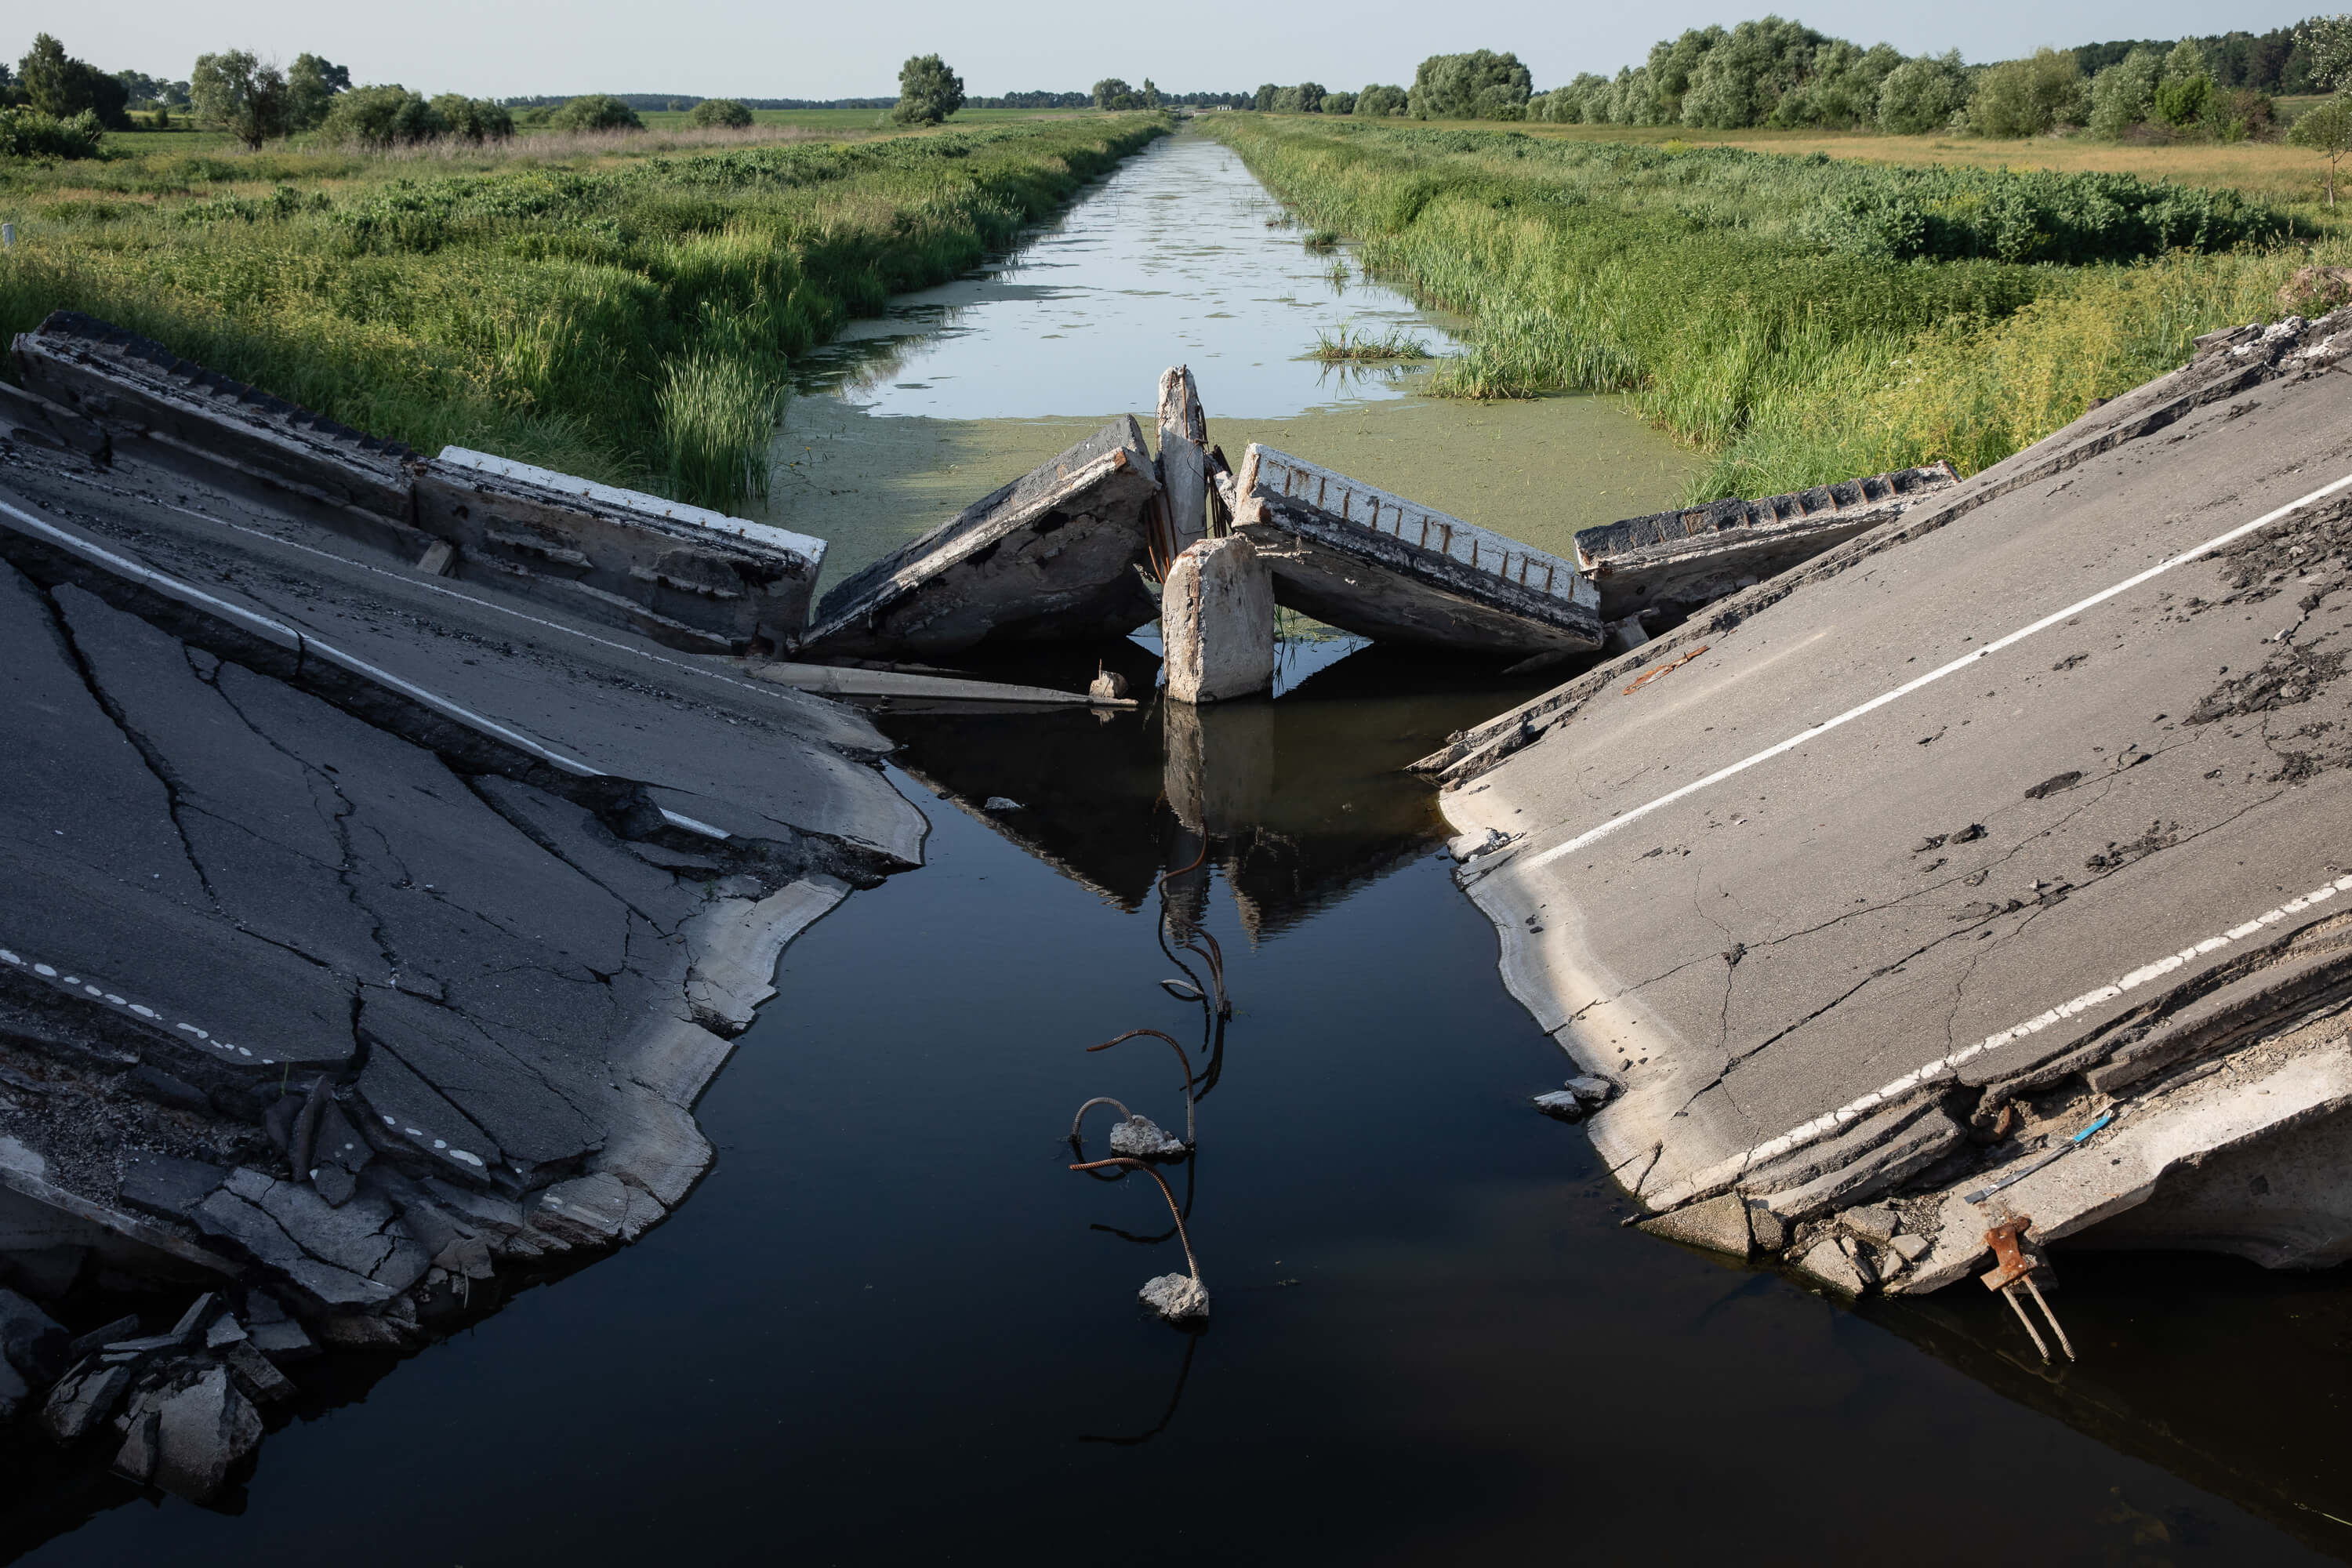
1524 469 2352 871
1 942 486 1170
1646 873 2352 1210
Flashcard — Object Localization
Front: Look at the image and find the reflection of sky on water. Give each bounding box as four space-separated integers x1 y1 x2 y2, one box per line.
792 130 1461 421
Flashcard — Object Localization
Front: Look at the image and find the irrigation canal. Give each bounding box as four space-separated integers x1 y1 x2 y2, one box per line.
16 127 2352 1565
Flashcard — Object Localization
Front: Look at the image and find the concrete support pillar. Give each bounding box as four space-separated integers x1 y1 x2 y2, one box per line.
1157 366 1209 554
1163 534 1274 704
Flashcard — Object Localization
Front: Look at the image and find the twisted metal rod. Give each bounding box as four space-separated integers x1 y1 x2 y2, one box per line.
1088 1029 1196 1145
1069 1157 1200 1283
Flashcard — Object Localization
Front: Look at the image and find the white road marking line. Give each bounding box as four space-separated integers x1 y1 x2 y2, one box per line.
1524 470 2352 871
0 494 604 779
1648 873 2352 1210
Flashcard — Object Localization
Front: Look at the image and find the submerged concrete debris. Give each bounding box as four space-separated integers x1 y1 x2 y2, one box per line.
1425 308 2352 1310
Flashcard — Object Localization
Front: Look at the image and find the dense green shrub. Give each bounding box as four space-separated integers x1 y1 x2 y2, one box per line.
1323 89 1358 116
1874 53 1969 133
549 94 641 132
0 106 105 160
1968 48 2085 137
1408 51 1532 120
320 85 444 147
430 95 514 143
688 97 753 129
1355 84 1407 118
2085 48 2161 139
1801 162 2288 262
1273 82 1327 113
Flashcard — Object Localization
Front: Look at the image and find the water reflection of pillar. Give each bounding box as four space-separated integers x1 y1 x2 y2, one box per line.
1162 696 1273 926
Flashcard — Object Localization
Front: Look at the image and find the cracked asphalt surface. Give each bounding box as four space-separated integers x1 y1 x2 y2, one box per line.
0 433 922 1229
1437 329 2352 1207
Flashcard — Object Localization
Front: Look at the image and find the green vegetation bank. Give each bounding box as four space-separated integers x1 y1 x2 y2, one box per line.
1202 114 2324 499
0 115 1166 506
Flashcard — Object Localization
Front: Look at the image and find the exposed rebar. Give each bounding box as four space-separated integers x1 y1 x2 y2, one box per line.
1069 1157 1201 1283
1088 1028 1196 1145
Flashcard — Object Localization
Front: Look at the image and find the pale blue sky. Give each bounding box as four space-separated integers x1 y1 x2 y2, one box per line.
19 2 2321 100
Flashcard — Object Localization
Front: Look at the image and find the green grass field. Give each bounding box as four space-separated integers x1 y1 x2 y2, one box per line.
1203 114 2338 501
5 113 1167 507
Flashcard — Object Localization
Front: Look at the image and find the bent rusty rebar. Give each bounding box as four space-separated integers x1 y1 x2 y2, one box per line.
1088 1029 1196 1145
1069 1157 1200 1283
1069 1095 1137 1144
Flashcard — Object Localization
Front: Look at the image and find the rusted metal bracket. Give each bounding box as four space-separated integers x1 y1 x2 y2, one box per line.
1981 1213 2075 1363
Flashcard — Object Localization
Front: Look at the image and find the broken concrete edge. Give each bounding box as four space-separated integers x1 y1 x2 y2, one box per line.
0 379 111 463
1612 887 2352 1298
1410 307 2352 786
1573 463 1957 572
1570 463 1959 623
744 659 1137 708
1236 444 1599 615
436 447 826 567
416 452 820 655
799 416 1160 659
9 312 822 658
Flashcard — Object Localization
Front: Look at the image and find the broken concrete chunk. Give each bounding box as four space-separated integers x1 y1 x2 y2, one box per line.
0 1287 68 1384
43 1359 135 1441
221 1341 296 1404
244 1319 316 1365
0 1356 28 1422
1566 1076 1615 1107
205 1316 248 1351
1638 1192 1752 1258
151 1366 263 1503
530 1171 659 1247
1839 1203 1902 1247
194 1188 393 1311
1893 1233 1933 1264
65 1314 142 1365
1138 1272 1210 1322
1744 1198 1790 1253
1792 1237 1867 1298
1533 1090 1586 1121
118 1152 227 1224
1108 1115 1188 1159
112 1406 161 1485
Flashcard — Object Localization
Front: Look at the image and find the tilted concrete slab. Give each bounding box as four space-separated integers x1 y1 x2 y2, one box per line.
1574 463 1957 625
801 417 1163 660
0 426 920 1343
1231 445 1602 658
1421 310 2352 1285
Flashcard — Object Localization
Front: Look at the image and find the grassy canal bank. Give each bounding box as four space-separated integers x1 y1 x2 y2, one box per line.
0 113 1166 506
1201 114 2338 499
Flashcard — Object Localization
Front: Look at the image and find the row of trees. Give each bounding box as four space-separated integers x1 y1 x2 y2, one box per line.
1252 25 2310 143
